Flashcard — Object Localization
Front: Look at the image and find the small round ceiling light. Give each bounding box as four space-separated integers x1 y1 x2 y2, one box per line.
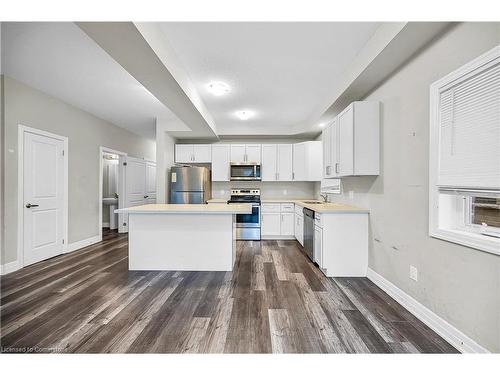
207 81 231 96
235 110 255 121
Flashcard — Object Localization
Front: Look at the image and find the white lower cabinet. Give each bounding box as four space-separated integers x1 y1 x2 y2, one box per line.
280 212 294 236
261 203 295 238
261 212 281 236
294 213 304 246
314 225 322 267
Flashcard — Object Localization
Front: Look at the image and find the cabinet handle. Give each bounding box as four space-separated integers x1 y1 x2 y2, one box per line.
292 172 295 180
335 163 339 174
277 172 279 180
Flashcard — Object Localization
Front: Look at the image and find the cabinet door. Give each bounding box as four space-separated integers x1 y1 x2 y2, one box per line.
245 144 262 163
293 142 306 180
281 212 294 236
261 213 281 236
193 145 211 163
314 226 322 267
230 144 246 163
277 144 293 181
295 214 304 246
175 145 193 163
261 144 277 181
145 162 156 203
322 125 332 177
211 144 230 181
330 119 340 177
338 105 354 176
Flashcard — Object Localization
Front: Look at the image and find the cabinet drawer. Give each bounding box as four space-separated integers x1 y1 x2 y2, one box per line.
261 203 281 213
314 213 322 227
280 203 294 212
295 204 304 216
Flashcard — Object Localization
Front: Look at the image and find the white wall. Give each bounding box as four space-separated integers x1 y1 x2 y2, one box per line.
2 76 156 265
317 23 500 352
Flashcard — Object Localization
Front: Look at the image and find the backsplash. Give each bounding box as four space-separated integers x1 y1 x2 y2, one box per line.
212 181 316 199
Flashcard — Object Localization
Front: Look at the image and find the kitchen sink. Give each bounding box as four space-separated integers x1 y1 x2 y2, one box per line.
302 201 323 204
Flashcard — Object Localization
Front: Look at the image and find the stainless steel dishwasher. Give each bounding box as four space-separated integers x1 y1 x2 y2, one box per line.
303 208 314 261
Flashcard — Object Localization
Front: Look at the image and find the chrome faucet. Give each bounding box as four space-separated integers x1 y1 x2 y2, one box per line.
320 193 328 203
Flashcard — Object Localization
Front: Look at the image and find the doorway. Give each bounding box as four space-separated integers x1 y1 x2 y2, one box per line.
99 147 127 239
18 126 68 267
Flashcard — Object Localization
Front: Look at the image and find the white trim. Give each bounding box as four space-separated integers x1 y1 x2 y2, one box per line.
17 125 69 269
429 45 500 255
99 147 127 240
1 261 21 275
65 235 101 254
261 236 296 240
366 268 490 353
102 222 110 228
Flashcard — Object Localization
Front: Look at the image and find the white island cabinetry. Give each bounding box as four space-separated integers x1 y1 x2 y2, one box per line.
116 203 251 271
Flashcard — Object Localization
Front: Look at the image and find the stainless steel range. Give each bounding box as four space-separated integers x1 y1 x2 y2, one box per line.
227 189 261 240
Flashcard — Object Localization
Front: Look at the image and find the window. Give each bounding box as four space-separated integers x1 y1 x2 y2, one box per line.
429 45 500 255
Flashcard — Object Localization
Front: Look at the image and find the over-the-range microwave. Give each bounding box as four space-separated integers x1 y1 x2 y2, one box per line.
230 163 261 181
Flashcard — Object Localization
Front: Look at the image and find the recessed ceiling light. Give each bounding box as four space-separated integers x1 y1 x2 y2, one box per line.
235 110 254 120
207 81 230 96
319 122 327 128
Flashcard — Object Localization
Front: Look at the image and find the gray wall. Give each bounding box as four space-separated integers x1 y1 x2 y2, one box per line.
317 23 500 352
2 76 156 264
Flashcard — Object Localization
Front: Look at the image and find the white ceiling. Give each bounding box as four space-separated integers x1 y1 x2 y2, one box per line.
158 22 380 135
2 22 381 139
1 22 179 139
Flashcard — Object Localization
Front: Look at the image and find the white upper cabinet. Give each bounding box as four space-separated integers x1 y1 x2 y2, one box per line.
174 144 212 163
293 141 322 181
230 144 246 163
245 144 262 163
193 145 212 163
277 144 293 181
211 144 230 181
175 145 193 163
322 101 379 177
261 144 293 181
261 144 278 181
230 144 261 163
322 123 332 178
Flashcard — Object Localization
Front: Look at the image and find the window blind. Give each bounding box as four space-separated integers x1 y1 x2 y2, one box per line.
437 58 500 191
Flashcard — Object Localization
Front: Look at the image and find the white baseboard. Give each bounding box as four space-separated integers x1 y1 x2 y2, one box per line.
0 261 21 275
102 222 110 228
261 236 296 240
366 267 489 353
65 235 101 254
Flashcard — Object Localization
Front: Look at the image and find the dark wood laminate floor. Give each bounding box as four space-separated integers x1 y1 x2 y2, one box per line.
0 229 458 353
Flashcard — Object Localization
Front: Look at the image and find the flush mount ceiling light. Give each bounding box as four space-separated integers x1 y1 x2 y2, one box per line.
235 110 255 120
207 81 230 96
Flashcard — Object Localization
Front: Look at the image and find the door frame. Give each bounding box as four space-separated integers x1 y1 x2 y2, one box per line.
17 125 69 268
99 146 127 239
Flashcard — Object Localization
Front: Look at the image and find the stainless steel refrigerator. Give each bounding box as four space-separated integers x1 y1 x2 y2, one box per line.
169 166 212 204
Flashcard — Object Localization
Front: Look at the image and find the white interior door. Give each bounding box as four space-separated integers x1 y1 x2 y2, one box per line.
145 162 157 203
125 157 146 207
23 131 65 266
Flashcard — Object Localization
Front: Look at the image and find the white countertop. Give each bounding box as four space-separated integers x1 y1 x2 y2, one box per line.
208 197 368 214
115 203 252 214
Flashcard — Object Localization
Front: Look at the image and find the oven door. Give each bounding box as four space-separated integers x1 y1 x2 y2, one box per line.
230 164 261 181
235 204 261 228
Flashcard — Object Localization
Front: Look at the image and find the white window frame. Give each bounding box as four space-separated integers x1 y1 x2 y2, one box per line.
429 45 500 256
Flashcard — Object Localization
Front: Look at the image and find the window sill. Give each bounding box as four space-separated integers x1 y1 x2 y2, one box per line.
430 228 500 256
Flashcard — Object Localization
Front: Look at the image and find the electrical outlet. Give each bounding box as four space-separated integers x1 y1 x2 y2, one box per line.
349 190 354 199
410 265 418 282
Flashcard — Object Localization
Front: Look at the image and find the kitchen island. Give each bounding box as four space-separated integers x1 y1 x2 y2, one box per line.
115 203 252 271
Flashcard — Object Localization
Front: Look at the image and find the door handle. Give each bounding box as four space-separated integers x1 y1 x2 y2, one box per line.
26 203 39 208
143 195 149 199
